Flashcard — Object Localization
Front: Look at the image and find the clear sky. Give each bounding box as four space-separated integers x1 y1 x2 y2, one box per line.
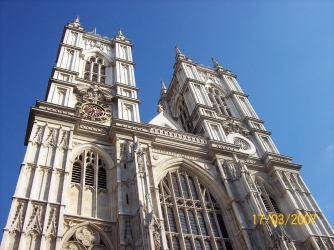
0 1 333 240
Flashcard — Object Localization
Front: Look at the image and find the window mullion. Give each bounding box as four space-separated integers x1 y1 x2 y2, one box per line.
194 177 217 250
79 150 87 215
166 173 179 239
89 62 93 81
173 172 187 249
94 152 98 218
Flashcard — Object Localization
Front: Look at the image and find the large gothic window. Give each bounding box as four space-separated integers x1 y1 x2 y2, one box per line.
159 170 234 250
83 56 106 84
206 87 232 117
178 98 193 132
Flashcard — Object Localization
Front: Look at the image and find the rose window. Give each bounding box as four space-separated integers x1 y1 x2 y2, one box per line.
233 138 250 150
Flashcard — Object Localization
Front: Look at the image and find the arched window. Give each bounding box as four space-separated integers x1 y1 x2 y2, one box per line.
257 181 281 214
159 170 234 250
206 87 232 117
70 150 108 191
178 98 193 132
83 56 107 84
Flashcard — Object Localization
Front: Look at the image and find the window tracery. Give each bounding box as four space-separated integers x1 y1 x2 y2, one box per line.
71 150 108 191
84 56 106 84
178 98 193 132
159 170 233 250
62 225 109 250
256 181 281 214
206 87 232 117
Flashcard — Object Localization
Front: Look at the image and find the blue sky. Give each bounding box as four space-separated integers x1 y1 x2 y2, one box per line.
0 1 333 240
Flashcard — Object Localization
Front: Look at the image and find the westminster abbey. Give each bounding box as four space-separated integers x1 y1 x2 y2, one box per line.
1 17 333 250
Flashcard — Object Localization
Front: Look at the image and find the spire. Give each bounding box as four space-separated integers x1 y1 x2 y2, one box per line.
175 46 183 55
160 79 167 96
175 46 186 61
69 16 83 29
114 28 130 43
211 57 220 68
161 79 167 91
211 57 225 71
74 16 80 24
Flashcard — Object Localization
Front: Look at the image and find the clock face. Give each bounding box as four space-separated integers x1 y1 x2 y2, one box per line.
76 99 112 122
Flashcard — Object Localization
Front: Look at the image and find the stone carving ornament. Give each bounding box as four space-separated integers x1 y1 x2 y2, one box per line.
233 138 250 150
74 226 100 247
60 226 110 249
76 84 113 103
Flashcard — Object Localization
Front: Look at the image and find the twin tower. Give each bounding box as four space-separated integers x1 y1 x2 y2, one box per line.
1 17 333 250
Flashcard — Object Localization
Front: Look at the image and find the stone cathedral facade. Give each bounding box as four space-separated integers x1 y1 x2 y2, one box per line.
1 17 333 250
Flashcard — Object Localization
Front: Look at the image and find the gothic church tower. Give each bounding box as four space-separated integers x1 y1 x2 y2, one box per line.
1 18 333 250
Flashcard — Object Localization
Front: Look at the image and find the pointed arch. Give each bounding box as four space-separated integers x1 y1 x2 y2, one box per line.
204 80 227 97
68 144 114 218
71 143 115 169
61 221 114 250
255 176 282 214
155 157 229 203
82 48 112 65
155 157 234 249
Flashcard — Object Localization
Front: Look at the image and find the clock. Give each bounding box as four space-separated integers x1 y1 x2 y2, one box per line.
76 99 112 122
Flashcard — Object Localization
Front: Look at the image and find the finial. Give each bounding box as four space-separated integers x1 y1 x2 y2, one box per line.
211 57 225 70
211 57 219 67
74 16 80 23
175 46 186 61
175 46 182 55
157 104 164 113
161 79 167 90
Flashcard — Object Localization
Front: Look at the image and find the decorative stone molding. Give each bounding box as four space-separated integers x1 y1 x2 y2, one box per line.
75 84 113 103
227 133 256 155
10 201 26 234
79 125 107 134
85 185 95 192
40 106 74 115
32 126 43 145
26 204 43 236
117 123 148 132
98 188 108 194
222 119 250 138
152 147 211 163
45 207 58 238
150 127 207 144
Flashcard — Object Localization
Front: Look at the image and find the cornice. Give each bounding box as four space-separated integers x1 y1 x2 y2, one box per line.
111 38 134 48
24 101 80 145
244 116 265 124
60 43 83 51
113 82 139 91
52 66 79 76
251 129 272 136
65 25 85 33
226 90 249 98
112 57 136 66
83 33 113 45
179 78 205 96
114 94 141 104
262 152 302 172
